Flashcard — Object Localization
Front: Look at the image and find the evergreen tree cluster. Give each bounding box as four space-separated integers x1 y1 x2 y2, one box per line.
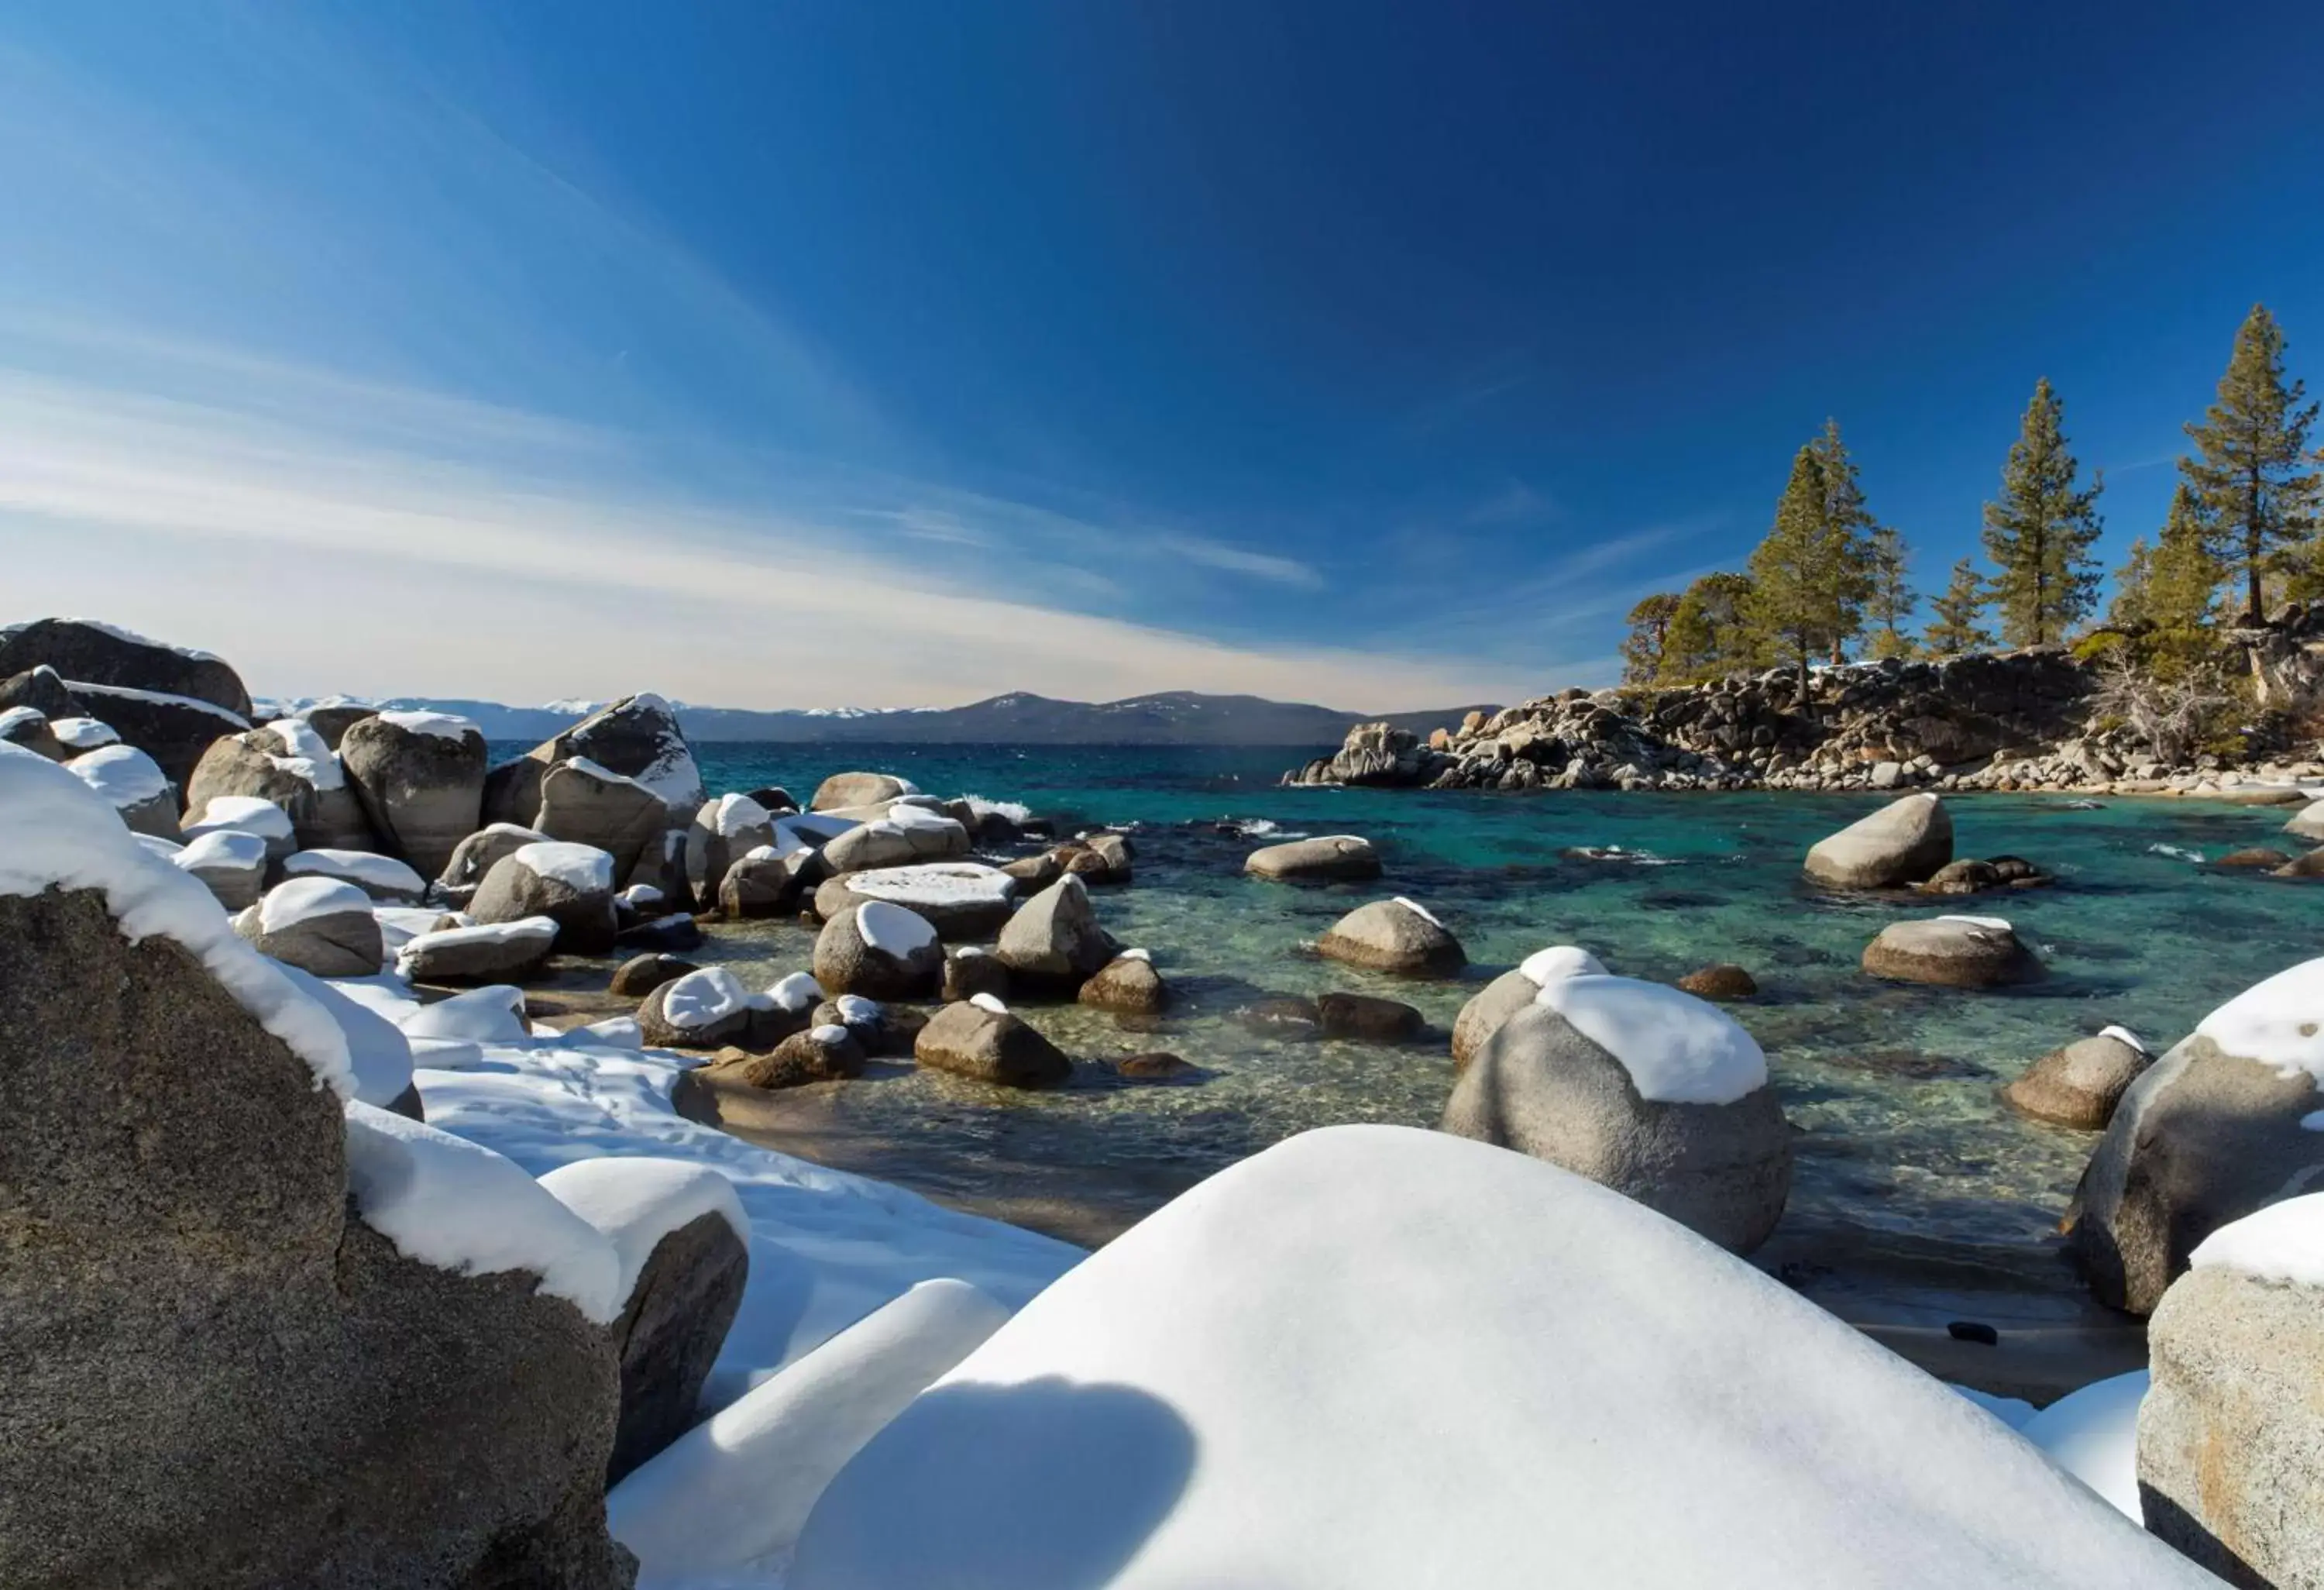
1615 304 2323 691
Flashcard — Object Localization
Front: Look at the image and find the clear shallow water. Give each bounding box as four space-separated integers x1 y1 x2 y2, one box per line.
670 742 2319 1257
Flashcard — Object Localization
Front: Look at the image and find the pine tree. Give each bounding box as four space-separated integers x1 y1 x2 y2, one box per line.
2106 537 2155 630
2144 481 2225 639
2181 303 2320 621
1659 572 1757 683
1809 418 1880 660
1620 593 1682 684
1863 525 1916 659
1982 377 2104 645
1745 445 1854 699
1923 558 1994 655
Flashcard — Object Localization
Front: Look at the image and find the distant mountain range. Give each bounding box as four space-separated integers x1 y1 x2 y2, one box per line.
254 690 1497 748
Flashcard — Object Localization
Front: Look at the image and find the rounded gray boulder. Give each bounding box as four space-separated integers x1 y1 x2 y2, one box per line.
813 901 944 1000
913 1000 1073 1089
1245 834 1381 882
1442 989 1791 1253
469 841 620 956
2003 1028 2150 1129
1316 897 1465 976
1862 915 2041 988
1803 793 1953 888
339 711 487 881
232 877 385 977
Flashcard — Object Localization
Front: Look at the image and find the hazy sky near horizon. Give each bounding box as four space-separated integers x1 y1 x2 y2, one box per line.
4 3 2322 710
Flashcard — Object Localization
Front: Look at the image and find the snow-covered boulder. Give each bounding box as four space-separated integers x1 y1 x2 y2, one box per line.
1245 832 1382 882
280 847 427 903
1316 896 1466 976
813 861 1016 938
720 844 811 917
0 618 255 786
469 841 619 956
607 1279 1009 1581
788 1124 2208 1589
943 946 1012 1004
539 1158 751 1485
1862 915 2041 988
0 744 633 1588
232 876 385 978
339 710 487 881
396 915 559 986
814 901 944 1000
65 742 179 838
185 719 373 852
270 963 420 1117
1451 945 1607 1069
493 694 705 829
2003 1027 2150 1129
994 872 1116 989
684 793 777 911
183 792 297 866
1078 952 1168 1014
709 1024 868 1089
170 827 270 910
639 967 756 1050
1443 976 1791 1253
0 660 88 721
49 714 117 752
0 702 67 759
2139 1193 2324 1587
810 770 917 811
2071 958 2324 1313
820 805 971 873
913 1000 1072 1089
536 755 671 885
1803 792 1954 888
438 821 550 890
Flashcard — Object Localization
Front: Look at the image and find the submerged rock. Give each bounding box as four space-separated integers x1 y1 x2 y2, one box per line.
1676 963 1758 1000
1316 991 1423 1042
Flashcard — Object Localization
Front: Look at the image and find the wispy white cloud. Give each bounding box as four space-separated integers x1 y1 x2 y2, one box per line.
1150 534 1323 588
0 357 1522 710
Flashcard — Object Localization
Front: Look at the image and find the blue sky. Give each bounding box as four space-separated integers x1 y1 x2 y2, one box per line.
4 2 2322 708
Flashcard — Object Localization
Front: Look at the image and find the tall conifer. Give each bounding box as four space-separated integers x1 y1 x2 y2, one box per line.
1863 526 1915 659
2181 304 2319 620
1982 377 2103 645
1745 446 1850 699
1923 558 1994 655
1620 594 1681 684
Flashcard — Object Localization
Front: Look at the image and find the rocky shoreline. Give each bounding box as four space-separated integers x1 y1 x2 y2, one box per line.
1285 626 2324 798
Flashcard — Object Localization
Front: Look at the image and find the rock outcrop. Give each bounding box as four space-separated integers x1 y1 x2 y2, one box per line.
0 618 255 786
341 711 489 881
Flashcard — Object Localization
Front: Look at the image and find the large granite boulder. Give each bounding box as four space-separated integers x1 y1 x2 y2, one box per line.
187 719 374 852
469 842 620 955
282 848 428 903
183 793 298 866
994 873 1116 990
299 701 379 749
232 877 386 977
913 1000 1073 1089
340 711 488 881
1862 915 2041 988
396 917 559 986
813 902 944 1000
1442 978 1792 1253
0 618 254 786
1803 793 1953 888
65 743 180 838
539 1159 751 1486
496 696 704 827
820 807 971 873
2137 1196 2324 1588
2003 1027 2151 1129
1316 897 1466 976
684 794 777 911
2281 800 2324 842
440 822 551 890
812 862 1016 939
810 771 916 811
2071 958 2324 1314
537 758 672 884
1245 834 1381 882
1450 946 1607 1071
0 747 632 1588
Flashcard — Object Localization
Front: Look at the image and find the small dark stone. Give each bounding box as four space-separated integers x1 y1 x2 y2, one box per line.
745 785 797 814
610 953 698 997
1946 1320 2000 1346
1315 991 1424 1042
2215 847 2294 869
1676 964 1758 1000
1236 996 1321 1036
1113 1051 1201 1082
616 912 705 952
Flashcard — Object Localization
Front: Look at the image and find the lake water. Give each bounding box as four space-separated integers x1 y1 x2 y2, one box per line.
655 742 2315 1282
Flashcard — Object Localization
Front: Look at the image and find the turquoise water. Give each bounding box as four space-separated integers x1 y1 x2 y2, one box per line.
674 742 2319 1254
